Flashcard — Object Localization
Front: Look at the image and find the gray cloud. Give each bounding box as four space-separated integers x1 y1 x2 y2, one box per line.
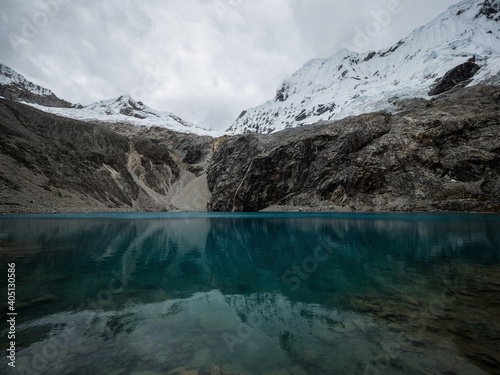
0 0 458 130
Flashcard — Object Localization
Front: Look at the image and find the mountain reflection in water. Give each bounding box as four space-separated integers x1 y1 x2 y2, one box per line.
0 213 499 375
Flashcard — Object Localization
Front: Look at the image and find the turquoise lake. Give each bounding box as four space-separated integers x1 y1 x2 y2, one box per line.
1 213 499 375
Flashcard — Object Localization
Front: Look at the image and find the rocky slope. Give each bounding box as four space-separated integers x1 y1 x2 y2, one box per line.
0 63 73 108
0 98 213 214
208 85 500 212
228 0 500 134
1 84 499 214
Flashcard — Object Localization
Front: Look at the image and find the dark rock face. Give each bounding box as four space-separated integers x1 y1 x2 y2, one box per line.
275 83 289 102
0 99 213 213
0 84 73 108
475 0 500 21
0 64 72 108
207 134 264 211
429 62 481 96
207 85 500 212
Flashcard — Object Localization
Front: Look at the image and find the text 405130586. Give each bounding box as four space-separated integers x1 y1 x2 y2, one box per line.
7 263 16 368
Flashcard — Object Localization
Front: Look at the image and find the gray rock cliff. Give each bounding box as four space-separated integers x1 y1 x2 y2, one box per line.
0 99 212 213
207 85 500 212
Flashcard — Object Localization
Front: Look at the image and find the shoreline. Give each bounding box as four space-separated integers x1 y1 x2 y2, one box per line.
2 207 500 216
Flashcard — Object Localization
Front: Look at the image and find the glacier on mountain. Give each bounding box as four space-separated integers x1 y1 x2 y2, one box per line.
25 94 216 136
227 0 500 134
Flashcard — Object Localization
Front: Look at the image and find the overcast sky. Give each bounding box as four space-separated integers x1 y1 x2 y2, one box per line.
1 0 459 130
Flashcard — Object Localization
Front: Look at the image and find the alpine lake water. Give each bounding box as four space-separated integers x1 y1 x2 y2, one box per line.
1 212 499 375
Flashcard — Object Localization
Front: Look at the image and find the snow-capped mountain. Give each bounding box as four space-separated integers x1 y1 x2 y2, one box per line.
0 64 214 136
33 94 212 135
0 63 72 108
83 94 190 126
26 94 215 135
228 0 500 134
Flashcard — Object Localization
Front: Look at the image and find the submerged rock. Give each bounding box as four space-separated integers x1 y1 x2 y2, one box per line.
263 369 290 375
221 364 253 375
30 293 60 304
190 349 214 368
173 366 238 375
198 311 239 332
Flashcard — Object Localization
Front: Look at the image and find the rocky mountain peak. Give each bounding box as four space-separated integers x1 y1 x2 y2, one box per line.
475 0 500 20
0 63 72 108
85 94 169 120
112 94 149 116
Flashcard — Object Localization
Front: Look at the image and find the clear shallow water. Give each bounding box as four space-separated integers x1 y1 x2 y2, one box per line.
0 213 499 375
